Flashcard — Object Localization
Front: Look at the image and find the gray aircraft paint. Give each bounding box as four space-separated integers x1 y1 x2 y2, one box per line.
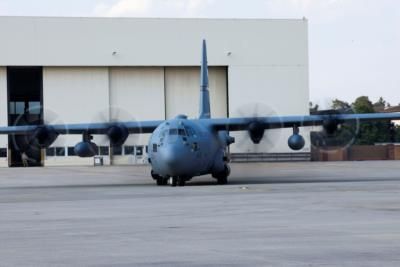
1 40 400 186
148 40 227 182
199 39 211 119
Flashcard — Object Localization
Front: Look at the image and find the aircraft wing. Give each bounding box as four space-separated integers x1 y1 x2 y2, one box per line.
207 113 400 131
0 120 164 135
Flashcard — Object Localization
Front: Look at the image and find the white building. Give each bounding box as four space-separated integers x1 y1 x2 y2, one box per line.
0 16 310 167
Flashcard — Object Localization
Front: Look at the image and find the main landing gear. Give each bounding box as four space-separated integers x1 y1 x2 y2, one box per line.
152 170 168 186
212 164 231 185
152 170 188 187
156 177 168 186
169 176 187 187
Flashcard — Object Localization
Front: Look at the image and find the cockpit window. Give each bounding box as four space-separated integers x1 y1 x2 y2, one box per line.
178 129 186 136
160 129 168 138
184 126 196 137
169 128 178 135
169 128 186 136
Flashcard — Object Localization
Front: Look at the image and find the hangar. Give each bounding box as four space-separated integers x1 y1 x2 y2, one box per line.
0 16 310 167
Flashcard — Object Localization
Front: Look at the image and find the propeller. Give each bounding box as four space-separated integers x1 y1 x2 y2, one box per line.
310 108 360 153
11 107 65 153
229 103 282 153
90 106 141 149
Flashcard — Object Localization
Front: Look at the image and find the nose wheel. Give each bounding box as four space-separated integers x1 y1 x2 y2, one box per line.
156 177 168 186
152 170 169 186
169 176 186 187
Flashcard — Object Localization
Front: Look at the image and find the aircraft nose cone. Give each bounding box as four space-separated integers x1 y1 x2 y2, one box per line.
161 145 187 175
162 147 180 169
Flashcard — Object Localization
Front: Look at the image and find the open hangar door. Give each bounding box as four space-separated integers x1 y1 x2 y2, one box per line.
165 67 228 119
7 67 43 167
0 68 7 167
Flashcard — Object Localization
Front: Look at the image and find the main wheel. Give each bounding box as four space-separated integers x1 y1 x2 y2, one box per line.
156 177 163 186
216 165 230 185
156 177 168 186
151 170 159 180
171 177 178 187
177 176 186 187
217 176 228 185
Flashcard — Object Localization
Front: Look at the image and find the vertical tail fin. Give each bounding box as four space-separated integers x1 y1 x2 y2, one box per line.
199 39 211 119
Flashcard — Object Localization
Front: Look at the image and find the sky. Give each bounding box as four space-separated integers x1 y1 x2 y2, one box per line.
0 0 399 108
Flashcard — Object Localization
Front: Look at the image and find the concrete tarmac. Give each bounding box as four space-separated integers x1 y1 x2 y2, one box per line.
1 161 400 266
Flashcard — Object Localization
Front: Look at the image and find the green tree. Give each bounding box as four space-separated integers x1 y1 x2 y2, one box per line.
350 96 392 145
376 97 386 106
352 96 374 114
309 101 319 114
312 96 398 148
331 99 350 110
373 97 387 112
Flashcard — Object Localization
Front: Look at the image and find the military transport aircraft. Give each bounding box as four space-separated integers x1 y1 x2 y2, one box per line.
1 40 400 186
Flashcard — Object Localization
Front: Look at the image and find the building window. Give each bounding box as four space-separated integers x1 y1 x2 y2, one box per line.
0 148 7 158
9 101 26 115
28 102 41 114
145 145 148 153
8 102 15 115
15 102 25 114
153 144 157 153
99 146 109 156
112 146 122 156
136 146 143 156
55 147 65 156
46 147 55 157
124 146 134 155
67 147 76 156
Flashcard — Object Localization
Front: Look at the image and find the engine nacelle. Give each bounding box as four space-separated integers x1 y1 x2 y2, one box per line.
107 125 129 146
74 141 98 157
288 133 305 151
218 131 235 147
32 126 59 148
248 121 265 144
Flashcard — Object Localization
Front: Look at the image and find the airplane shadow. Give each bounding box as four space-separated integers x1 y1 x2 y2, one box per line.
2 176 400 190
185 176 400 187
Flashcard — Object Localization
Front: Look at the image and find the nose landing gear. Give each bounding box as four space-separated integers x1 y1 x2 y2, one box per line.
156 177 168 186
152 170 168 186
152 170 189 187
212 164 230 185
170 176 187 187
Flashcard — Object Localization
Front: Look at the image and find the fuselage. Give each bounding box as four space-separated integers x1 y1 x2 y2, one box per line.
148 115 226 179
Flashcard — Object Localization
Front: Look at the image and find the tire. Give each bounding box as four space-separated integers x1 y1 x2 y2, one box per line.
177 177 186 187
217 176 228 185
151 170 159 180
156 177 164 186
171 177 178 187
216 165 230 185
